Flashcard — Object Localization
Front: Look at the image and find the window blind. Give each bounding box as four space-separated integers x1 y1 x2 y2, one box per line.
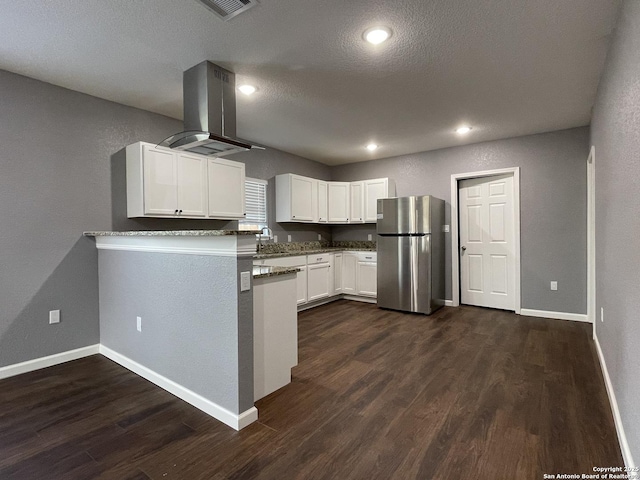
240 178 268 230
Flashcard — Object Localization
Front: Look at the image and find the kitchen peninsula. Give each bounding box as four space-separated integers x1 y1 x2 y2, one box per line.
85 230 297 430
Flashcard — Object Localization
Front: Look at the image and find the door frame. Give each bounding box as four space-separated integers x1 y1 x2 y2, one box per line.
451 167 521 313
587 146 596 333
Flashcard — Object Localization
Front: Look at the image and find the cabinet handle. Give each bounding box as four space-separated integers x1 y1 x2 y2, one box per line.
292 215 296 218
174 209 178 214
365 257 373 260
179 210 183 214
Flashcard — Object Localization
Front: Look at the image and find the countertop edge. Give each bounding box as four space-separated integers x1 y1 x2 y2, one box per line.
84 230 261 237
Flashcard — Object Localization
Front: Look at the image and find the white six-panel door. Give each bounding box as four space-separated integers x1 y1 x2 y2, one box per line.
459 173 515 310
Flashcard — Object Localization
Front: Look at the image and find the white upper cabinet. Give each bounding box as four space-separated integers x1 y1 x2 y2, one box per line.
364 178 395 223
177 153 208 217
207 157 246 219
328 182 350 223
274 173 394 224
317 181 328 223
276 174 316 222
141 145 179 216
350 181 365 223
126 141 245 219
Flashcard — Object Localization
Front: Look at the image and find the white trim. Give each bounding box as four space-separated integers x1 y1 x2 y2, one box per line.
342 295 377 304
444 300 454 307
587 146 596 333
0 344 100 380
520 308 590 323
99 345 257 431
95 235 256 257
451 167 521 314
594 334 636 469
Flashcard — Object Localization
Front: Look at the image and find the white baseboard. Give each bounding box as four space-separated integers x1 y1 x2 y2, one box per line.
0 344 100 380
99 345 257 431
342 295 377 304
444 300 454 307
520 308 590 323
593 334 636 469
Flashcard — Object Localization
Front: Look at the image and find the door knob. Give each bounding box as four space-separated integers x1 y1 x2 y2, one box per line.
461 246 467 251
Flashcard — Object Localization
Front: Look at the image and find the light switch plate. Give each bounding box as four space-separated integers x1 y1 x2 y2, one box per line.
240 271 251 292
550 281 558 291
287 235 292 242
273 235 278 243
443 225 450 233
136 316 142 332
368 234 373 241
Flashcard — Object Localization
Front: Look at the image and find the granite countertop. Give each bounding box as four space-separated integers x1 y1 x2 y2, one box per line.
252 265 300 279
84 230 261 237
254 247 376 259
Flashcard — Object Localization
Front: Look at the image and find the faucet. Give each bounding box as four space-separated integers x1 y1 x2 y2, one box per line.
258 227 273 252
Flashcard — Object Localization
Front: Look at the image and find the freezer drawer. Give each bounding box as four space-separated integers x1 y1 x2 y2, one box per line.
377 235 435 314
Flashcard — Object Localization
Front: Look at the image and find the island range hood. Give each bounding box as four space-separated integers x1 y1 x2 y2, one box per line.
159 61 252 156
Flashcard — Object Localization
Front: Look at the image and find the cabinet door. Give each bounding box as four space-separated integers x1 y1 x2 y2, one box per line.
177 153 208 217
317 181 328 223
350 181 365 223
296 266 308 305
143 145 178 215
328 182 350 223
307 263 331 301
357 262 377 296
290 175 315 221
333 253 343 295
208 158 245 219
342 254 357 294
364 178 388 223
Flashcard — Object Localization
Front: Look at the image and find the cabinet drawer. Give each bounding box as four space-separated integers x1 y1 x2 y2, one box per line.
356 252 377 262
256 256 306 267
307 253 331 264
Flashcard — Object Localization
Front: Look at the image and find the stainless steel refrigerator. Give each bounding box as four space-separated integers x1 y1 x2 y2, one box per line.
377 196 445 315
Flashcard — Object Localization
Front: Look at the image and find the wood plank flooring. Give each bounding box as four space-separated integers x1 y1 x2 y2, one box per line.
0 302 623 479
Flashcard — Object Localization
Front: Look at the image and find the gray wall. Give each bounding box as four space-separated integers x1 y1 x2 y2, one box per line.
591 0 640 465
99 250 253 414
0 68 321 368
0 69 180 367
332 127 589 314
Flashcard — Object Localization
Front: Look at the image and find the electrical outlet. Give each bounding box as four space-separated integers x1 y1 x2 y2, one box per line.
368 234 373 241
137 316 142 332
550 281 558 291
273 235 278 243
600 307 604 323
49 310 60 324
318 234 322 241
287 235 292 242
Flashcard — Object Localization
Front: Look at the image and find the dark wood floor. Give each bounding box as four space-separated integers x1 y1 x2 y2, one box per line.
0 302 623 479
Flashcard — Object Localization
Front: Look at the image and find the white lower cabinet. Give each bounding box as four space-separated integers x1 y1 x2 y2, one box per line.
255 251 376 309
356 255 378 297
342 253 358 294
307 253 332 301
333 253 343 295
296 266 308 305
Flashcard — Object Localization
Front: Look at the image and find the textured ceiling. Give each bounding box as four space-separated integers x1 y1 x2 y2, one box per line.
0 0 620 165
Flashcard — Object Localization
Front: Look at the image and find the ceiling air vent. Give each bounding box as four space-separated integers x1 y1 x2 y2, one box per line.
196 0 258 21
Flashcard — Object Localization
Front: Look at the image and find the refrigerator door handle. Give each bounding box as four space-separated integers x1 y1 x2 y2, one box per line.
410 236 419 311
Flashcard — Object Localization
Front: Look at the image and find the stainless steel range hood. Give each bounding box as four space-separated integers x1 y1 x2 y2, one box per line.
159 61 251 156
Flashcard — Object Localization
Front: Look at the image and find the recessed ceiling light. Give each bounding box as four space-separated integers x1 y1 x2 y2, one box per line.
238 84 257 95
366 143 378 151
455 126 472 135
363 26 392 45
